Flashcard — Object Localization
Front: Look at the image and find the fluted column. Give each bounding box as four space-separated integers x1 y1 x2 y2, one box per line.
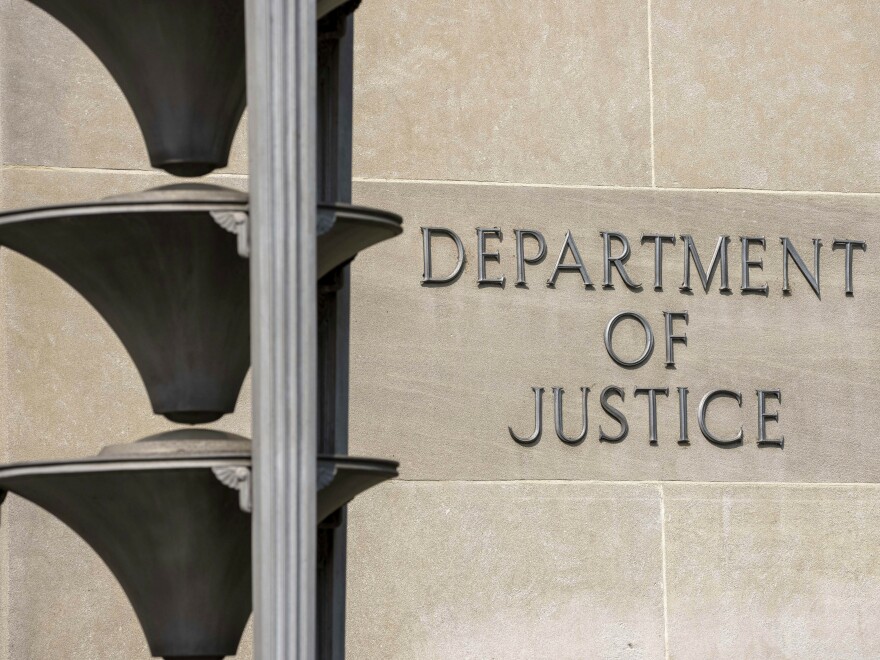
246 0 318 657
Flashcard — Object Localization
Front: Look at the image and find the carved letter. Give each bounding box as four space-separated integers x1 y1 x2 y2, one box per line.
680 235 731 293
552 387 589 444
832 239 867 296
421 227 465 284
509 387 544 445
663 311 688 368
677 387 689 445
514 229 547 287
756 389 784 448
601 232 641 290
604 311 654 368
698 389 744 447
476 227 505 286
642 234 676 290
740 236 768 294
599 386 629 443
634 387 669 445
547 231 593 288
781 237 821 297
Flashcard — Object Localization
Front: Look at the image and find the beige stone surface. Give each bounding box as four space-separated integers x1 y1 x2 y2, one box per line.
353 0 652 186
664 483 880 659
346 480 665 659
0 0 248 173
6 498 150 659
351 181 880 483
652 0 880 192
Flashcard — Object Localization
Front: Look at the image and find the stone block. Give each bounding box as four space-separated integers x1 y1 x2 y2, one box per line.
664 483 880 659
346 480 665 659
353 0 652 186
653 0 880 192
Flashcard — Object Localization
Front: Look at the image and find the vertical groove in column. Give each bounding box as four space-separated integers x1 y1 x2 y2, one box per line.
246 0 318 656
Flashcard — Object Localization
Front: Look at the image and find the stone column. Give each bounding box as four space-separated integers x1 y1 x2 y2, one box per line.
245 0 318 657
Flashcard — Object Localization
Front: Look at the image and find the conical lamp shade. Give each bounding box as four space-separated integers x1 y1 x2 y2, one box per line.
0 185 402 424
0 430 399 659
0 185 250 424
317 203 403 278
27 0 245 176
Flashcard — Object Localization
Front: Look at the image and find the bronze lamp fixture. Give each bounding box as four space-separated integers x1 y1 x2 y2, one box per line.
0 184 402 424
0 430 398 659
0 0 401 656
27 0 246 176
24 0 366 175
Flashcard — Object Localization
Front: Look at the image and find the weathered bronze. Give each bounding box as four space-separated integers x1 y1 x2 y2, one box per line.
0 184 402 424
22 0 365 176
0 429 398 659
26 0 246 176
317 203 403 278
318 0 361 20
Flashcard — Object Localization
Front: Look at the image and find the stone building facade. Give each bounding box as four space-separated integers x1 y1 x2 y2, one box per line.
2 1 880 658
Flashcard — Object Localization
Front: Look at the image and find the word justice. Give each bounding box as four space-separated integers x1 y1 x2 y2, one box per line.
508 386 784 449
421 227 868 295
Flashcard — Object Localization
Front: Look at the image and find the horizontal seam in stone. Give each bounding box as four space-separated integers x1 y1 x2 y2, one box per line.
0 164 248 179
3 167 879 197
354 176 880 198
390 478 880 488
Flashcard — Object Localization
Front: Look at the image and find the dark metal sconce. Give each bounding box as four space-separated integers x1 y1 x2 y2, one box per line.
0 429 397 660
6 0 403 656
26 0 246 176
24 0 364 176
0 184 402 425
